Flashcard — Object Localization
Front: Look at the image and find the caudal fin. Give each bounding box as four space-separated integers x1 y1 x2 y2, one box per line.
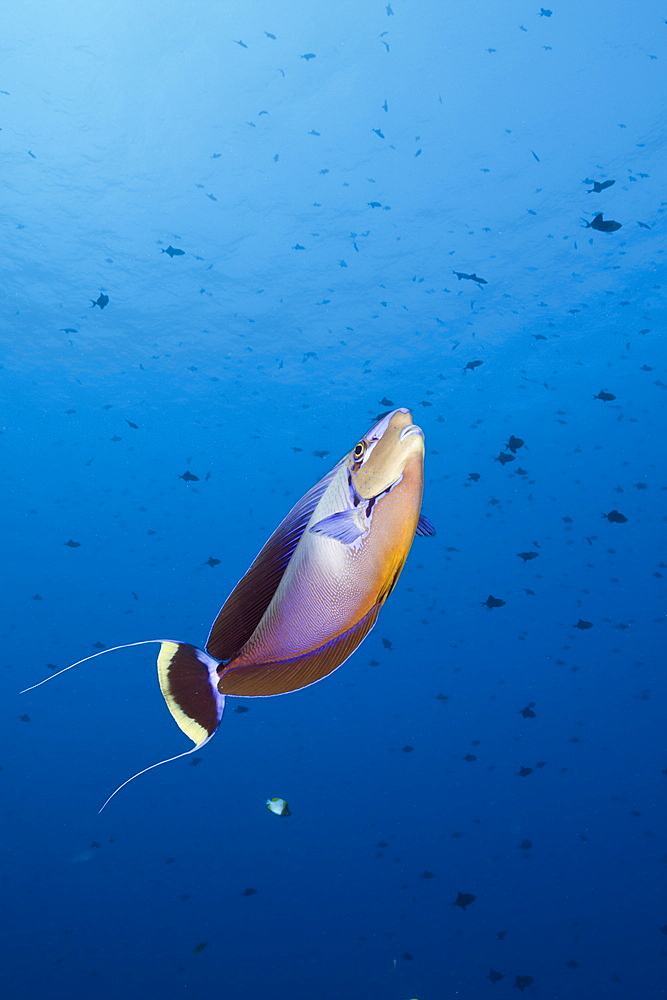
21 639 226 811
100 642 225 812
156 641 225 746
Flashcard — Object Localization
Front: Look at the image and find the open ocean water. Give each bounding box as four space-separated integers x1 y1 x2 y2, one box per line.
2 3 666 998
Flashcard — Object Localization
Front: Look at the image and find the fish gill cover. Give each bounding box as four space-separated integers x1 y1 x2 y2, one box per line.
1 2 666 1000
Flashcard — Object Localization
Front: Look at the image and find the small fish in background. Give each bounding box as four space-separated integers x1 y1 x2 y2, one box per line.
602 509 627 523
586 179 615 193
90 293 109 309
23 409 433 810
453 270 487 285
593 390 616 402
482 595 505 609
505 435 524 453
582 213 622 233
161 245 185 257
266 797 290 817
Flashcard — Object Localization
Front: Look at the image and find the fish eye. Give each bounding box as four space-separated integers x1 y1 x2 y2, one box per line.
353 441 366 461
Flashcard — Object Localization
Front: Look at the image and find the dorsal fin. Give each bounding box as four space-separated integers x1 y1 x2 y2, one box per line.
206 460 343 661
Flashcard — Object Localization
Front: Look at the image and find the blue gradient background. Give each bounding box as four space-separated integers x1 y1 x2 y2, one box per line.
2 3 666 998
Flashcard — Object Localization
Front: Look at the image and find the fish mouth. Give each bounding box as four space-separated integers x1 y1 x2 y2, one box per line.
399 423 423 442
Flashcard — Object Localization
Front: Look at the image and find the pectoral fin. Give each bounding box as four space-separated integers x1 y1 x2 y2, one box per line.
416 514 436 536
309 508 368 544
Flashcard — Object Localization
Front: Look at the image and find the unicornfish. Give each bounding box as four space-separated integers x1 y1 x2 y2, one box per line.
22 407 434 808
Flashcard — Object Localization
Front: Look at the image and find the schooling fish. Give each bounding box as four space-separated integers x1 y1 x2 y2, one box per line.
582 213 622 233
23 408 433 809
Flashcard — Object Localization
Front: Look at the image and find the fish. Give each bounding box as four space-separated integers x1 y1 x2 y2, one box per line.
91 293 109 309
482 595 505 609
161 245 185 257
505 435 524 453
266 797 290 816
587 179 615 193
22 408 433 809
593 390 616 402
602 509 627 523
582 213 622 233
453 271 487 285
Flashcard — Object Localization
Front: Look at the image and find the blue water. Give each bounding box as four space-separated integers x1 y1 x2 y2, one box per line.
2 3 666 998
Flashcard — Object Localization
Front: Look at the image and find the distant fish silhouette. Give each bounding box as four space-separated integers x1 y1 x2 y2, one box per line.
162 246 185 257
515 975 535 992
453 270 487 284
593 390 616 401
583 213 622 233
179 470 199 482
454 891 476 909
300 53 316 60
488 969 504 984
91 293 109 309
519 703 536 718
505 435 524 453
517 552 538 562
495 452 514 465
482 595 505 609
575 619 594 630
602 509 627 523
463 360 484 371
587 179 615 193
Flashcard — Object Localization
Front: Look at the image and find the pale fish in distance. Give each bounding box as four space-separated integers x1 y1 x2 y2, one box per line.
22 408 434 809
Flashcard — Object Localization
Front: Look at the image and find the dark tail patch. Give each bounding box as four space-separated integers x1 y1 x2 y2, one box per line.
157 642 225 746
